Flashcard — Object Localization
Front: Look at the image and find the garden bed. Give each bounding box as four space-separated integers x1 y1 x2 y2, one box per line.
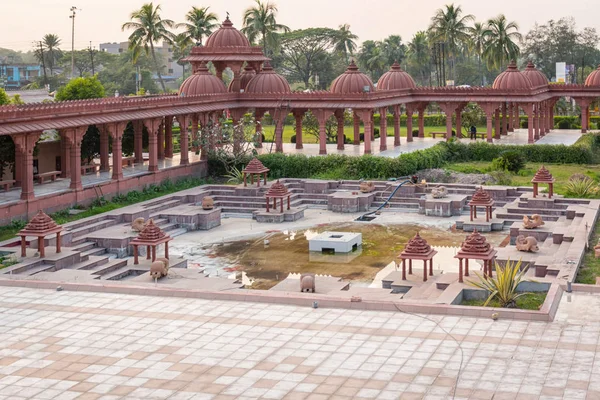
461 292 547 310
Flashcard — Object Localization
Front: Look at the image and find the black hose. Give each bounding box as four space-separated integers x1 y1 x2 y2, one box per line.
357 179 412 221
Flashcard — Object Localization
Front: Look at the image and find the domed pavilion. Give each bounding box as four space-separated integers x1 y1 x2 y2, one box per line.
330 61 375 94
397 233 437 282
585 65 600 86
454 230 497 282
531 166 555 198
179 63 227 96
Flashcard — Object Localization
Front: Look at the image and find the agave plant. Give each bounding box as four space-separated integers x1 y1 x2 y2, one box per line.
224 166 244 184
468 259 530 308
565 174 598 198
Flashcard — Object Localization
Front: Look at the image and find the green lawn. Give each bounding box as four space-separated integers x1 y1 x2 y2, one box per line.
261 125 487 144
446 162 600 198
461 292 547 310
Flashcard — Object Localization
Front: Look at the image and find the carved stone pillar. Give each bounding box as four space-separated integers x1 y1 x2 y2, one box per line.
293 109 305 149
107 122 127 180
164 116 173 158
13 132 41 201
64 126 87 190
157 121 165 160
379 107 387 151
313 109 333 155
133 120 143 164
59 131 71 178
144 118 162 172
176 115 190 165
335 110 345 150
353 112 360 145
494 109 501 140
99 126 109 172
393 105 401 147
406 105 414 142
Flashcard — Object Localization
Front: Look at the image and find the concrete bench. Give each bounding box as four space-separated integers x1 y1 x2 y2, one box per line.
467 133 487 139
430 132 447 139
0 180 15 191
81 164 99 175
35 171 60 184
122 157 135 167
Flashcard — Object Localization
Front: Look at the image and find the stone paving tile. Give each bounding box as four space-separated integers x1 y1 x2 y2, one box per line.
0 288 600 399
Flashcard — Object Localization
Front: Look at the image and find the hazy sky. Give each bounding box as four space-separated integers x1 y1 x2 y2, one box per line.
2 0 598 52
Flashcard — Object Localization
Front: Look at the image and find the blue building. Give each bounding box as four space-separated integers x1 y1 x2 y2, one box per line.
0 64 42 89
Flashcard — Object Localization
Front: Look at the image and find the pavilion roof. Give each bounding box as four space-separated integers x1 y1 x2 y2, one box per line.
455 230 497 260
469 187 494 206
531 166 555 183
243 157 269 174
130 219 171 245
399 233 437 260
265 180 290 198
18 210 63 237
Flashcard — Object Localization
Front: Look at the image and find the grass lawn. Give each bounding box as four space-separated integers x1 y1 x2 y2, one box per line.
446 162 600 198
577 216 600 284
461 292 547 310
261 125 486 144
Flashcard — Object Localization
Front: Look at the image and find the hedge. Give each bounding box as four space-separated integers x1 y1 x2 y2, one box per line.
208 134 600 180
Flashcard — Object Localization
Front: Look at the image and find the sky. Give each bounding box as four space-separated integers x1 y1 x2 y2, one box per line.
1 0 598 52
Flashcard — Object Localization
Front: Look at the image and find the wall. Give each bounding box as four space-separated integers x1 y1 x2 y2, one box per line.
0 161 207 225
35 141 61 174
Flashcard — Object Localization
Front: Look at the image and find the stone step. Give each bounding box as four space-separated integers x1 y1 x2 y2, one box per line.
69 255 111 271
2 259 45 275
89 258 129 276
22 263 56 276
69 241 97 253
68 219 119 238
168 228 188 238
102 266 146 281
222 213 254 219
81 247 107 258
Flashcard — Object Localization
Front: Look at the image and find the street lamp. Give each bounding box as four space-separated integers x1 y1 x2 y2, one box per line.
69 6 80 78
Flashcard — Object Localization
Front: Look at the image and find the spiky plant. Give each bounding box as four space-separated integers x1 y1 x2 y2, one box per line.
468 259 530 308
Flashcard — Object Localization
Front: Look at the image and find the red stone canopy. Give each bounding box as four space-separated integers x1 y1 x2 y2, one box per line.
18 210 63 258
242 157 269 187
397 233 437 282
531 166 555 198
130 220 171 264
469 187 494 222
265 180 291 213
455 230 497 281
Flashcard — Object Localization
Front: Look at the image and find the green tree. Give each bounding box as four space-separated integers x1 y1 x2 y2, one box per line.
483 15 522 70
428 3 474 80
469 22 491 85
0 88 9 105
0 88 15 178
241 0 290 56
357 40 378 77
97 50 159 96
55 76 105 101
278 28 338 88
406 32 431 86
172 33 193 78
177 6 218 44
381 35 406 65
333 24 358 64
55 76 106 164
42 34 62 76
122 2 175 92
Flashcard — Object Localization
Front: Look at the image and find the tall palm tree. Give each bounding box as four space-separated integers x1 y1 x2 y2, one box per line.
42 34 62 76
469 22 491 85
483 15 522 70
381 35 406 65
407 32 431 85
122 2 175 92
177 6 218 45
172 33 193 78
241 0 290 56
429 3 474 80
333 24 358 64
366 46 387 81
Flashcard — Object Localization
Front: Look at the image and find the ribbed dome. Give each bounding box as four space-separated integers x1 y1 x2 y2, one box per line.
179 63 227 96
330 61 375 94
377 62 416 90
460 230 492 255
469 187 494 206
265 180 290 198
585 65 600 86
493 61 533 90
531 166 554 183
238 65 257 91
245 62 291 93
522 61 549 88
205 16 251 48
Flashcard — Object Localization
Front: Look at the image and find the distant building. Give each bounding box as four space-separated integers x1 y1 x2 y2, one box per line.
0 64 42 89
99 41 182 80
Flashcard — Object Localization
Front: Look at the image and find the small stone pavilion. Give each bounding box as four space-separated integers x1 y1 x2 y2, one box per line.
129 220 171 264
532 166 555 198
398 233 437 282
455 230 497 282
469 187 495 222
265 180 291 213
243 158 269 187
18 210 63 258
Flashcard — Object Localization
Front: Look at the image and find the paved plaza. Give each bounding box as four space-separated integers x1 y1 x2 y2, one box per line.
0 286 598 400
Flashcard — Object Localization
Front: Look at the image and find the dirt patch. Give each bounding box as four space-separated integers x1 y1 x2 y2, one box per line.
417 169 497 185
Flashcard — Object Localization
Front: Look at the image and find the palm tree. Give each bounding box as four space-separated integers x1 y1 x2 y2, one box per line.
333 24 358 64
42 34 62 76
366 46 387 81
177 6 218 45
469 22 491 85
429 3 474 80
241 0 290 56
172 33 193 79
122 2 175 92
381 35 406 65
483 15 522 70
407 32 431 85
357 40 378 76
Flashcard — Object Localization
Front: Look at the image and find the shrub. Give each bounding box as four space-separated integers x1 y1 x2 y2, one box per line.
412 129 419 135
489 171 513 186
468 259 531 308
491 151 526 173
373 128 380 138
290 135 296 144
565 174 599 197
521 120 528 129
558 119 571 129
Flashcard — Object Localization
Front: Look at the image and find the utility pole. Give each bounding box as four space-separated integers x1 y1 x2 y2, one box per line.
88 41 96 75
69 6 79 78
36 41 48 86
